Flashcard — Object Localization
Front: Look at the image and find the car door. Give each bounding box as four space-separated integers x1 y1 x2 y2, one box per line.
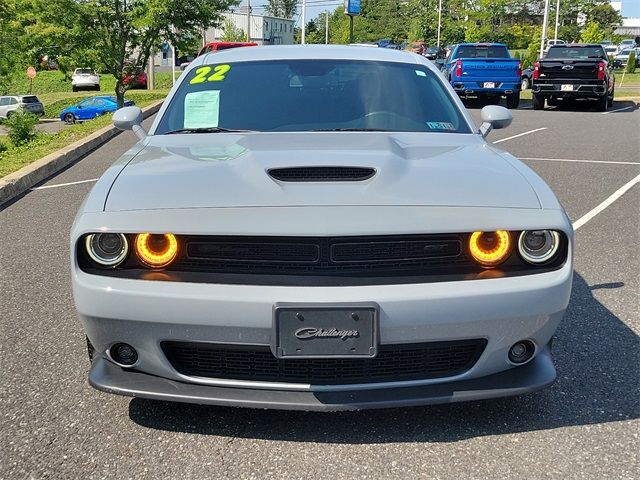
92 98 109 117
75 99 95 120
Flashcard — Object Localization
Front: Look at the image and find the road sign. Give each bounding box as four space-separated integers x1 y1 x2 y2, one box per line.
27 66 37 79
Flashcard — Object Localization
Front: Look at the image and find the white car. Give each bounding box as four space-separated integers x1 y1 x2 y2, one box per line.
72 45 573 411
71 68 100 92
615 48 640 68
0 95 44 119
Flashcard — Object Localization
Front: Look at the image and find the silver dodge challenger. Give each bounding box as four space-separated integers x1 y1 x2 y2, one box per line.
71 45 573 411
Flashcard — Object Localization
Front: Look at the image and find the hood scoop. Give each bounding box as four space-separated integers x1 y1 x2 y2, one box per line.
268 166 376 182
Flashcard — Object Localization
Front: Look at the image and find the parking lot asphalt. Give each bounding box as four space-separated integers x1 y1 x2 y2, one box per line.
1 103 638 479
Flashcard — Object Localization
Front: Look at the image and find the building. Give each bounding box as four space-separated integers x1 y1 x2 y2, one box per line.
615 18 640 39
205 11 295 46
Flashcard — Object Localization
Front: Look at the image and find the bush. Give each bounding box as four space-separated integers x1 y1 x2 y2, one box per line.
5 111 39 146
626 51 637 73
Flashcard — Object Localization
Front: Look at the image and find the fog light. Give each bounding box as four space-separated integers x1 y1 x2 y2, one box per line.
110 343 138 366
508 340 535 364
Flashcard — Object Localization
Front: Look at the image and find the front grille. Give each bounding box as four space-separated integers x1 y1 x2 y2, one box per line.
268 166 376 182
176 234 468 277
162 339 487 385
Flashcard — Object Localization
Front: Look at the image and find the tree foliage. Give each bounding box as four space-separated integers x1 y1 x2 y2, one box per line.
264 0 297 19
221 18 245 41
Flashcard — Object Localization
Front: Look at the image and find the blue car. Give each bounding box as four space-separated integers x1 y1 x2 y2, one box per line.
60 96 134 123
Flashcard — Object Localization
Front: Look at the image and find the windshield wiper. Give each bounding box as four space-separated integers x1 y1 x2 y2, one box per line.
165 127 255 134
313 128 389 132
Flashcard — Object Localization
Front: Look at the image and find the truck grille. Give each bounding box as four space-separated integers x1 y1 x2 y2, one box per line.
161 339 487 385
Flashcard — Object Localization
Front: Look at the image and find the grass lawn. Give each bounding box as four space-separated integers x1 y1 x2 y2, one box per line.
0 94 165 178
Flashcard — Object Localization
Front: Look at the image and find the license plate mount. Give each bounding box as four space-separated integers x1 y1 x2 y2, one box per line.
272 304 378 359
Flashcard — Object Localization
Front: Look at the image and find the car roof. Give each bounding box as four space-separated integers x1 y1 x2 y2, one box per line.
200 45 430 67
549 44 603 48
455 43 507 47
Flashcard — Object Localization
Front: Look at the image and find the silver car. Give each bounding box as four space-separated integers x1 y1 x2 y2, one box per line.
71 46 573 411
0 95 45 119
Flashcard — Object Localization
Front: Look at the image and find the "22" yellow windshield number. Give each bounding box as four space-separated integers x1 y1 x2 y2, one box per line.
189 65 231 85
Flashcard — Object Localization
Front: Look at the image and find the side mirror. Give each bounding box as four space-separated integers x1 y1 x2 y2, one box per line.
479 105 513 138
113 106 146 140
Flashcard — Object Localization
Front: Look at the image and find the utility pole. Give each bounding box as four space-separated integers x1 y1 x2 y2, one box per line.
437 0 443 47
325 11 329 44
540 0 551 58
554 0 560 43
301 0 307 44
246 0 251 42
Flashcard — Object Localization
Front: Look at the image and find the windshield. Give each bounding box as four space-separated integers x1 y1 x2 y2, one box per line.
454 46 510 59
75 69 94 75
546 46 607 60
155 60 470 134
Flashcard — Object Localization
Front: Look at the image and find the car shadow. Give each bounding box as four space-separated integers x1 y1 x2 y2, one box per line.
534 99 637 113
128 271 639 443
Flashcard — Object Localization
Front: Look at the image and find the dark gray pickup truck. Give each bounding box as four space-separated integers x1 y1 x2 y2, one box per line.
531 44 615 111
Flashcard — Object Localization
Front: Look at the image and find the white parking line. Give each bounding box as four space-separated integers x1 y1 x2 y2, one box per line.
573 172 640 230
30 178 98 191
493 127 547 144
602 106 634 115
521 157 640 166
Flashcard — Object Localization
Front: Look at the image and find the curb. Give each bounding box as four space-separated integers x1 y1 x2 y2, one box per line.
0 100 163 207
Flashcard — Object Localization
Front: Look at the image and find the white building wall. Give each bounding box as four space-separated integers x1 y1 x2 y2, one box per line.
204 12 295 46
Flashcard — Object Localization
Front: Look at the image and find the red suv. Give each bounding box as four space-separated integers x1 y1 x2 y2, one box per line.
123 68 148 89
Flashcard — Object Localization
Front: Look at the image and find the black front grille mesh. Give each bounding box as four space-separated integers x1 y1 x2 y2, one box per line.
268 166 376 182
162 339 487 385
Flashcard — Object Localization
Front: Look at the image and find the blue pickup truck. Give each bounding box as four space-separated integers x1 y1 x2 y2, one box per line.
444 43 522 109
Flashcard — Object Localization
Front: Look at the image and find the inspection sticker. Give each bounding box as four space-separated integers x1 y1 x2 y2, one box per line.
184 91 220 129
426 121 456 131
415 70 427 77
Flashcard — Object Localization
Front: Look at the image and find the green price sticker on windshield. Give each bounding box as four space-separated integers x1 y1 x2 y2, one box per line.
189 64 231 85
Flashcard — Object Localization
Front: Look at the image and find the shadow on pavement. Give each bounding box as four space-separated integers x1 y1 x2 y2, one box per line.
129 272 639 443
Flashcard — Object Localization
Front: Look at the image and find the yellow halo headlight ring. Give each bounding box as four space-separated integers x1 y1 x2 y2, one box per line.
469 230 512 267
134 233 179 268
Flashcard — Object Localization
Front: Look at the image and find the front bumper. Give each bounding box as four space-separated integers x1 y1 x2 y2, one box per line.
89 344 556 411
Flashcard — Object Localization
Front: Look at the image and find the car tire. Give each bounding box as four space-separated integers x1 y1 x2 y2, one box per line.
63 113 75 123
521 77 530 90
506 93 520 109
595 94 608 112
95 85 100 91
547 97 558 107
608 87 615 106
532 94 545 110
72 86 77 92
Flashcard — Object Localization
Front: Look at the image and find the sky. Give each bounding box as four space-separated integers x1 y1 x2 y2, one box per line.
621 0 640 18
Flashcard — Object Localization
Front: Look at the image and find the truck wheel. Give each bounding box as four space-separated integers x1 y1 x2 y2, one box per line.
521 78 530 90
595 94 608 112
547 97 558 107
506 93 520 109
532 94 545 110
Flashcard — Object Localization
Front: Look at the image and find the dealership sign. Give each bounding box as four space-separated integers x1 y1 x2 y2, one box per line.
344 0 360 16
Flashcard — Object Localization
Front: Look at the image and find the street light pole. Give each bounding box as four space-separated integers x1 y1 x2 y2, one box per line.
246 0 251 42
325 11 329 44
554 0 560 43
539 0 551 58
437 0 443 47
301 0 307 44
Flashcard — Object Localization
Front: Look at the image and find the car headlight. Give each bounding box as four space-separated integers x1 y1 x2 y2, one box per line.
518 230 560 264
134 233 179 268
469 230 512 267
85 233 128 267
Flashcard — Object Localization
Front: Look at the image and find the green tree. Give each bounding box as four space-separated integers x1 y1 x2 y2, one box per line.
264 0 296 19
580 20 604 43
221 18 245 41
30 0 238 107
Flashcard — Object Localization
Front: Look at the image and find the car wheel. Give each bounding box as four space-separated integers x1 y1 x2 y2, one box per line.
72 86 77 92
608 87 615 105
595 94 608 112
95 85 100 91
506 93 520 109
532 94 545 110
547 97 558 107
521 77 530 90
63 113 75 123
6 111 13 119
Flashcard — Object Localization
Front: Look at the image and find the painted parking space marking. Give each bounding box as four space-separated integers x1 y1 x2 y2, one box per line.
30 178 98 191
602 106 634 115
521 157 640 166
572 172 640 230
493 127 547 144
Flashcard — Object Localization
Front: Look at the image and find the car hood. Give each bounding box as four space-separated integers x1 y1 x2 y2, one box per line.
104 132 541 211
